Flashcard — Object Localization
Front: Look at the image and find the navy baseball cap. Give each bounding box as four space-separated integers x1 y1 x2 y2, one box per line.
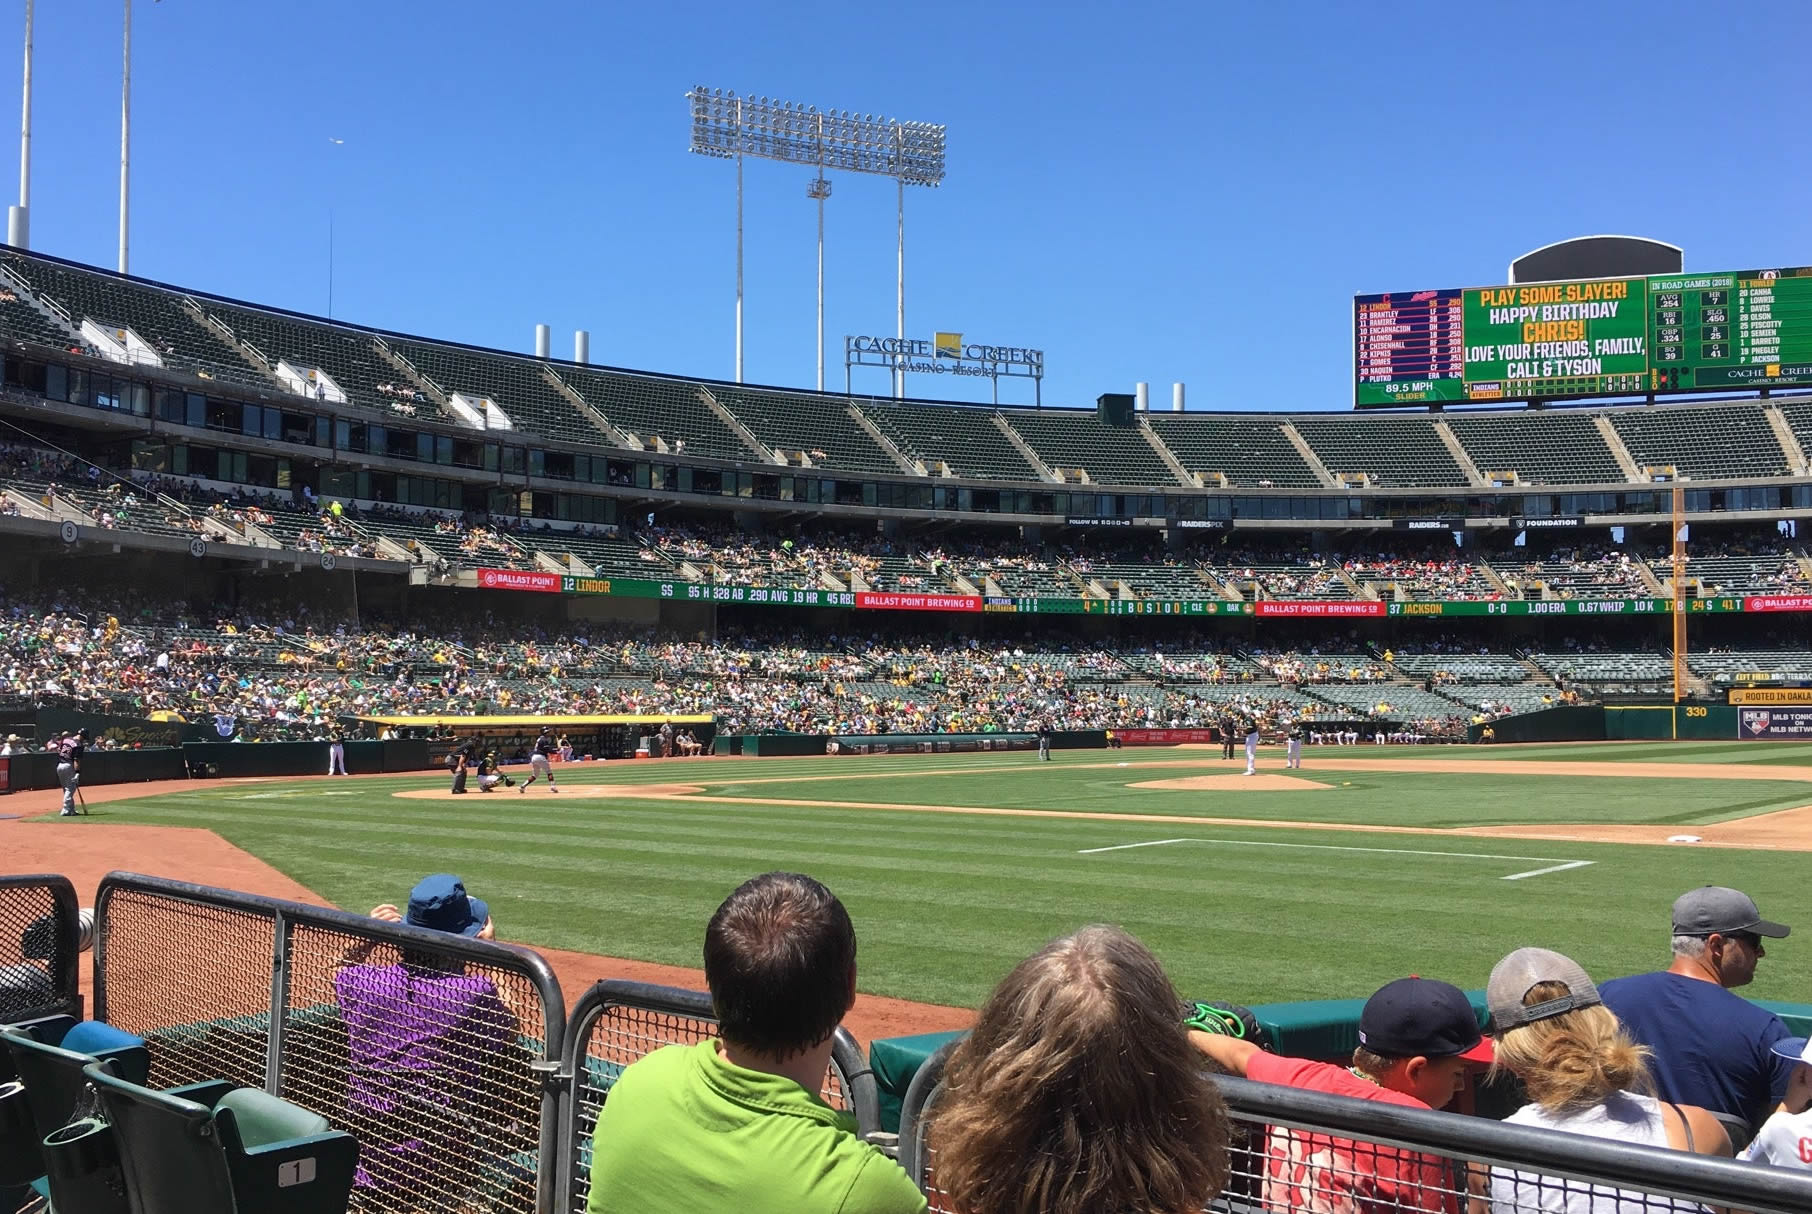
405 874 489 937
1360 977 1493 1062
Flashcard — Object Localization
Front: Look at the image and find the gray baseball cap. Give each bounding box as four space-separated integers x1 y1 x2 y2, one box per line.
1486 947 1601 1032
1672 886 1789 939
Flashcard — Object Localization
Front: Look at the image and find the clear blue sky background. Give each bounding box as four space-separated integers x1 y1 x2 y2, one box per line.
13 0 1812 411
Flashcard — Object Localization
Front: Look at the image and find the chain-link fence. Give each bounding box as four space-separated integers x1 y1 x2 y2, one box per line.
899 1047 1812 1214
93 873 566 1214
557 978 879 1214
0 875 80 1024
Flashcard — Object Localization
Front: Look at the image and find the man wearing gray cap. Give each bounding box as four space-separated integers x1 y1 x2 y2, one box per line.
1600 885 1794 1137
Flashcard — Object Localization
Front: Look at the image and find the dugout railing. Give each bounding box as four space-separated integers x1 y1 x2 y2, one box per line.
899 1044 1812 1214
554 977 880 1214
92 872 568 1214
0 875 82 1025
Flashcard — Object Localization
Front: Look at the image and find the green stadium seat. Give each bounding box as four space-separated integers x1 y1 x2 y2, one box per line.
84 1065 358 1214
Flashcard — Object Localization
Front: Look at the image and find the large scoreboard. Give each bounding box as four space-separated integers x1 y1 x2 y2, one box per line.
1355 267 1812 407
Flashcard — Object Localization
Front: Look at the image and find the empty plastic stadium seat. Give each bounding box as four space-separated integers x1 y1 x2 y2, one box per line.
388 340 616 447
85 1066 358 1214
1289 415 1468 488
712 386 902 474
1446 411 1625 485
1147 414 1323 487
1609 403 1788 480
1 252 273 391
998 410 1178 485
860 401 1041 479
0 1018 149 1208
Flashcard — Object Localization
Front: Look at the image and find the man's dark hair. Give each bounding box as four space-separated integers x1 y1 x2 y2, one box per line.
704 872 856 1059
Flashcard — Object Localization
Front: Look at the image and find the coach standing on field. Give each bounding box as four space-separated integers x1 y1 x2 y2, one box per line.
56 729 87 817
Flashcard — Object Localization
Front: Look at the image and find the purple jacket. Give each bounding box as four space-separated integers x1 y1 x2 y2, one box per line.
333 962 516 1192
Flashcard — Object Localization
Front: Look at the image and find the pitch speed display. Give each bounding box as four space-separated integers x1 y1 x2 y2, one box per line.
1355 266 1812 406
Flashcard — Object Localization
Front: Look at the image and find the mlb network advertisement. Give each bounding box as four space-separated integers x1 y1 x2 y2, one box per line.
1739 708 1812 740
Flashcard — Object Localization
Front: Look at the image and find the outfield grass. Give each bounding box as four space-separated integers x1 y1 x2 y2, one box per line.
53 743 1812 1011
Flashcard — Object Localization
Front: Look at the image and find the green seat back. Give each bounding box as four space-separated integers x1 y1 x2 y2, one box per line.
215 1087 329 1149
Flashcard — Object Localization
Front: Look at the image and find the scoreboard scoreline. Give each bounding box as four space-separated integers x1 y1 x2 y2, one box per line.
1355 266 1812 407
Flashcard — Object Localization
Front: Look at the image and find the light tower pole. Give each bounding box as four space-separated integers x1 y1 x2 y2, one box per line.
119 0 131 274
686 88 945 395
808 171 830 391
9 0 30 249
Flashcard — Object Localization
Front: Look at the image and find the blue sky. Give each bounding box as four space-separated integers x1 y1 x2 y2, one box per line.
12 0 1812 411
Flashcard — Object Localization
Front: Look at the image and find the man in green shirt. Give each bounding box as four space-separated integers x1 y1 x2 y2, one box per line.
586 872 926 1214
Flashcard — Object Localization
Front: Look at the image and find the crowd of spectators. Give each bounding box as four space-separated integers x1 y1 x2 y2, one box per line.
4 455 1809 606
0 580 1569 742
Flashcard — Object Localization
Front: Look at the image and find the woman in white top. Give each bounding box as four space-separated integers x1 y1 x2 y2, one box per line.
1474 947 1730 1214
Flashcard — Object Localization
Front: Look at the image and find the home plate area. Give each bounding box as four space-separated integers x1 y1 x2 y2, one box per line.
391 784 705 800
1130 774 1328 792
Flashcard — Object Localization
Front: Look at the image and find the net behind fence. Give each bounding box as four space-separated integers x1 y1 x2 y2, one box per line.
0 875 80 1024
900 1056 1812 1214
94 874 565 1214
561 979 869 1214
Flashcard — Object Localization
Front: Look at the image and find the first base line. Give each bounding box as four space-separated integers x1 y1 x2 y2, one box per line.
1075 837 1596 881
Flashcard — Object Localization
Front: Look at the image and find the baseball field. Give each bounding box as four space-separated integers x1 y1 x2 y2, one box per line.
36 740 1812 1015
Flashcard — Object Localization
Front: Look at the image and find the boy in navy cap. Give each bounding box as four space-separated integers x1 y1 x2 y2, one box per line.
1193 976 1490 1212
337 874 511 1203
367 873 495 939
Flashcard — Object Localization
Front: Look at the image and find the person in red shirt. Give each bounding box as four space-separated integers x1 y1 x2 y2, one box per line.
1192 977 1491 1213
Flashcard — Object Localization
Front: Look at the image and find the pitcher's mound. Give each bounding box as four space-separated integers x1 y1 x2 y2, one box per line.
392 783 704 800
1130 774 1327 792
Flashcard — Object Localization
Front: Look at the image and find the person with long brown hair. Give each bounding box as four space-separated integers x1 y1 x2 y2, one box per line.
931 925 1231 1214
1477 947 1729 1214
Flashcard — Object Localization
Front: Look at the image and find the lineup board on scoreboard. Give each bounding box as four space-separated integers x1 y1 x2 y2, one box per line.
1355 267 1812 406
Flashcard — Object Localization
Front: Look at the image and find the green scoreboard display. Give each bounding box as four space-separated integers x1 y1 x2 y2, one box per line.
1355 267 1812 406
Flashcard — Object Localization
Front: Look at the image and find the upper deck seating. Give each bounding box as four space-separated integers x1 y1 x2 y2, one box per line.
998 411 1177 485
1609 403 1788 480
712 388 901 474
1290 415 1467 487
387 340 613 446
561 368 752 462
861 401 1042 480
1 253 271 391
1446 410 1626 485
1146 414 1322 487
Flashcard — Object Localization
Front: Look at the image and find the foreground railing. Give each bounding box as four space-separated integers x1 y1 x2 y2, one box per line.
94 872 566 1214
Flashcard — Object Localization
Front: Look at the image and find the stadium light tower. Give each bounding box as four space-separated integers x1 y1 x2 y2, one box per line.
686 88 946 395
10 0 30 250
119 0 130 274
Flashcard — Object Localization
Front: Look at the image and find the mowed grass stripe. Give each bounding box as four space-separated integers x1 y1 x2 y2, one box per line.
69 745 1812 1008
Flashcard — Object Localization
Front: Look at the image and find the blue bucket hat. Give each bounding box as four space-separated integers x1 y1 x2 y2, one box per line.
405 874 489 937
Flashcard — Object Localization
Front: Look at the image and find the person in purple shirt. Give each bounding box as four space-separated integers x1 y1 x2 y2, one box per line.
1600 885 1794 1145
334 874 520 1208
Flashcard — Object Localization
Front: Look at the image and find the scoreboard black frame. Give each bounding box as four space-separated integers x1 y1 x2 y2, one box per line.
1354 266 1812 407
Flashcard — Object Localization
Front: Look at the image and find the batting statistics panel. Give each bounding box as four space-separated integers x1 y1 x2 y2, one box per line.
1355 267 1812 406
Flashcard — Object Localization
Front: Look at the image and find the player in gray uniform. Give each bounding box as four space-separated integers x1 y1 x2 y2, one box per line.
519 727 560 794
56 729 87 816
1285 721 1304 770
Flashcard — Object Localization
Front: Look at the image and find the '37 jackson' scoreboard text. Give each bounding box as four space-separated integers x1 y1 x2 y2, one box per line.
1355 266 1812 406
